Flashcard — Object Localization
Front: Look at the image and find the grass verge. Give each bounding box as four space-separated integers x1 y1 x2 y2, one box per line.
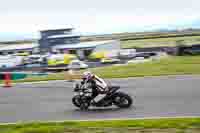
2 55 200 84
90 55 200 78
0 118 200 133
121 35 200 48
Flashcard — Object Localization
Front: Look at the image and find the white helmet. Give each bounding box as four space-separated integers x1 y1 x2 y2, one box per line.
82 71 93 80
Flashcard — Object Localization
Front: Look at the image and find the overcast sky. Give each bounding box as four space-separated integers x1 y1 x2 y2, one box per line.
0 0 200 40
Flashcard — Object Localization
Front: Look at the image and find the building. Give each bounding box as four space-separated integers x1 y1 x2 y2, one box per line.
52 40 121 59
0 28 121 60
0 43 39 55
38 28 80 53
38 28 121 60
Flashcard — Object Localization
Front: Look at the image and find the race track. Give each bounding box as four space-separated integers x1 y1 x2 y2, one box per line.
0 75 200 123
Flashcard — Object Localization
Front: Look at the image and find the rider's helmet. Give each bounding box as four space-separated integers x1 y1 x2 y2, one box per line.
82 71 94 81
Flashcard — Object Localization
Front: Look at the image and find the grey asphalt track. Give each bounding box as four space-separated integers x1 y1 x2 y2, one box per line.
0 75 200 123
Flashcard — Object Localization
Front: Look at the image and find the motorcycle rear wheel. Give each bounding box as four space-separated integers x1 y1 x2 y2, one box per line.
113 92 133 108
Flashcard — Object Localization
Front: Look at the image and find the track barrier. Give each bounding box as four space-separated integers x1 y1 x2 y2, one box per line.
0 72 48 87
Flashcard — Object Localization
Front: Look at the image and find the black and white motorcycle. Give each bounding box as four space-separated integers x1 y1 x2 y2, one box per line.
72 82 133 110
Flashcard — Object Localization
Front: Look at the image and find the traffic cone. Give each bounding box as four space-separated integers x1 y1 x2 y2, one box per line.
3 73 12 87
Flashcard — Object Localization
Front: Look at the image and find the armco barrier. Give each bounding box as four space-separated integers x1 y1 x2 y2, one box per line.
11 73 27 80
0 72 48 87
0 72 27 80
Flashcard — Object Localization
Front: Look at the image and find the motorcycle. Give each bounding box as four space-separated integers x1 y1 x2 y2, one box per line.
72 82 133 110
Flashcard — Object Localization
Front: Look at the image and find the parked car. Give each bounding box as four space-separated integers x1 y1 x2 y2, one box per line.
67 60 88 69
0 55 24 68
127 57 150 64
101 58 121 64
119 49 137 59
47 53 77 66
23 55 43 64
133 52 157 59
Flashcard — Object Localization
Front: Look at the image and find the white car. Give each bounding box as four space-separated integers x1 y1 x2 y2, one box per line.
101 58 121 64
119 49 137 59
23 54 43 64
68 60 88 69
127 57 150 64
0 55 23 68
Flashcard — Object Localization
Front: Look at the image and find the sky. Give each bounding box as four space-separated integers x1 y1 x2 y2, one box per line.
0 0 200 41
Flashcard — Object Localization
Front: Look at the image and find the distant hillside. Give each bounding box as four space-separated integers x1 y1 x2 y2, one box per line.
80 29 200 42
0 39 38 45
1 29 200 44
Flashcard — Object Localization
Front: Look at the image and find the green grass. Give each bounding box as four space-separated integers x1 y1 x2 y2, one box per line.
90 55 200 78
0 118 200 133
2 55 200 84
121 36 200 48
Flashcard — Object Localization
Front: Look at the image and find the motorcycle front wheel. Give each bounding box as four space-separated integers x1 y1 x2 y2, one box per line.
72 95 81 108
113 92 133 108
72 95 90 110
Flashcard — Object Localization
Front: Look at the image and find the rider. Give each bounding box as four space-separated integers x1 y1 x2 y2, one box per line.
81 71 109 104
